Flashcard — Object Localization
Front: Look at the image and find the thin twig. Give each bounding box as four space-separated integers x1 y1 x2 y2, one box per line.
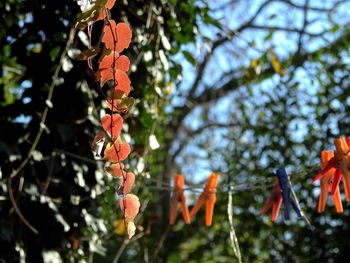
151 225 170 260
8 178 39 235
9 27 76 180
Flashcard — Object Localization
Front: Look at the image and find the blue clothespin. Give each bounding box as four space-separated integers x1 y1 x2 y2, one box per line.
276 168 310 224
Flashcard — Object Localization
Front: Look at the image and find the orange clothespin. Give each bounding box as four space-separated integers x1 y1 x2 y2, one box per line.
259 179 282 221
169 174 191 225
317 150 343 213
336 137 350 201
312 137 350 201
190 173 219 227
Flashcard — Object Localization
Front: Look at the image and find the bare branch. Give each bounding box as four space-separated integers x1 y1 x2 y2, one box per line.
248 24 324 37
171 30 350 146
8 178 39 235
186 0 274 102
172 122 239 160
8 27 76 180
280 0 348 12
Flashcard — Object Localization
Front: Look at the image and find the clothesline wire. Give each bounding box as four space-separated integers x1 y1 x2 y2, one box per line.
139 164 322 194
52 148 322 195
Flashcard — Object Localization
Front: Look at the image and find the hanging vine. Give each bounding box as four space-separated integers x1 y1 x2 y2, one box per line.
76 0 140 239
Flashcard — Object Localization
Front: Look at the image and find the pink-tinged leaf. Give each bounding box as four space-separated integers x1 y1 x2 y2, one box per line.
95 68 114 86
120 194 140 219
121 172 135 194
99 52 117 69
105 99 121 112
102 21 132 52
104 140 131 162
96 0 117 21
101 114 123 138
105 163 125 177
102 20 118 50
114 70 131 95
115 55 130 72
115 23 132 52
105 0 116 9
95 69 131 93
99 53 130 72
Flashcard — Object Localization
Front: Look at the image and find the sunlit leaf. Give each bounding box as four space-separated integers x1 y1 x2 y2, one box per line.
269 49 285 77
120 172 135 194
114 70 131 95
99 53 130 72
119 194 140 219
101 113 123 138
102 21 132 52
105 163 125 177
104 140 131 162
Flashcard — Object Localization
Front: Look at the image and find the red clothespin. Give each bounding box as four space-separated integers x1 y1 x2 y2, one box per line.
259 179 282 222
190 173 219 227
312 137 350 201
339 137 350 201
317 150 343 213
169 174 191 225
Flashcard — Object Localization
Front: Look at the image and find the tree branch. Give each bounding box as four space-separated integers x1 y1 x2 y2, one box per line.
8 27 76 180
248 24 324 37
174 0 274 131
172 122 240 161
182 30 350 114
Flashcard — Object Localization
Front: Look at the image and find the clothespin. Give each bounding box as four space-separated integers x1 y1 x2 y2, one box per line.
312 137 350 201
190 173 219 227
276 168 310 224
316 150 343 213
259 179 282 222
336 137 350 201
169 174 191 225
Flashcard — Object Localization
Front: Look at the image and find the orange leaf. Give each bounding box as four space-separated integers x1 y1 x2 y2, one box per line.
106 163 125 177
101 114 123 138
106 0 116 9
105 99 121 112
121 172 135 194
95 68 113 86
115 55 130 72
102 20 132 52
115 23 132 52
102 20 117 50
99 53 130 72
114 70 131 95
95 64 131 87
120 194 140 219
96 0 116 20
99 52 116 69
104 140 131 162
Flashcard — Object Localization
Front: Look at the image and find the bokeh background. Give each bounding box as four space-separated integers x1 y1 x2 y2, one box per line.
1 0 350 262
